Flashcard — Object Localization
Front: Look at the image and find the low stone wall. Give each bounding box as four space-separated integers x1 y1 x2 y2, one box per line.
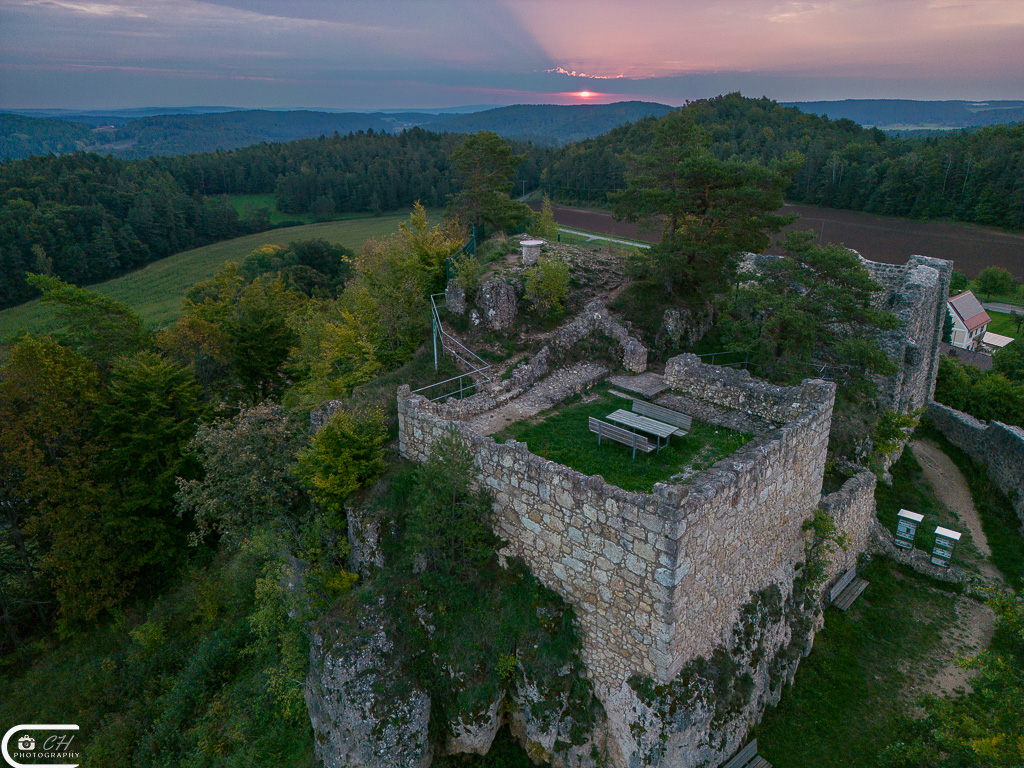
819 471 877 584
927 402 1024 525
663 353 819 428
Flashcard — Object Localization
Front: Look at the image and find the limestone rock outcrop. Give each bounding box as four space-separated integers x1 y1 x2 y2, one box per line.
477 280 518 331
306 608 431 768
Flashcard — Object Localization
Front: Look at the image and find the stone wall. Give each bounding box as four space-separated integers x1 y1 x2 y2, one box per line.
861 254 952 414
927 402 1024 525
398 355 839 692
819 471 878 582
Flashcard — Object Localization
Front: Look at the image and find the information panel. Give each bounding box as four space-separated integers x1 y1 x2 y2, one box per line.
931 526 962 568
895 509 923 550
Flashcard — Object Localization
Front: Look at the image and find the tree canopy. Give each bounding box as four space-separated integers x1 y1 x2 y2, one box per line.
610 112 800 302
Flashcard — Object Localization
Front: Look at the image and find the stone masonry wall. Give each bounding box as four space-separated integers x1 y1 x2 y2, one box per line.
397 356 839 692
819 472 878 582
656 356 835 678
862 254 952 413
927 402 1024 525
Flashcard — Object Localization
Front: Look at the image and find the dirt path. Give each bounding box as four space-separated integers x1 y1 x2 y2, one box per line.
910 439 1000 581
903 439 1001 704
902 590 996 708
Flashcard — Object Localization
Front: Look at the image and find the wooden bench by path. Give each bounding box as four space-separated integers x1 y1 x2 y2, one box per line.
830 566 869 611
721 739 772 768
588 417 654 459
632 399 692 436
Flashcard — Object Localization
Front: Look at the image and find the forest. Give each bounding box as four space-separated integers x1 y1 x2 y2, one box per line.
542 94 1024 231
3 94 1023 313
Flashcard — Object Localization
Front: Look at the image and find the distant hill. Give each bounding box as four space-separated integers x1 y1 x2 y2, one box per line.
0 102 677 159
783 99 1024 131
0 109 456 159
0 114 95 160
431 101 676 146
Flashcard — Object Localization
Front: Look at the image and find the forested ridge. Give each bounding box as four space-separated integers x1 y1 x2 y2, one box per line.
543 94 1024 231
0 129 547 309
3 93 1023 313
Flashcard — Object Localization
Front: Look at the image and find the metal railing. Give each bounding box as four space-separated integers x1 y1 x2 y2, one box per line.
694 350 846 382
412 293 493 402
695 350 750 369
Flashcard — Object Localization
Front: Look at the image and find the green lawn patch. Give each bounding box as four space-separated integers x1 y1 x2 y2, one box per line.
497 386 752 493
0 213 430 342
227 193 314 224
916 424 1024 590
754 559 960 768
986 310 1021 339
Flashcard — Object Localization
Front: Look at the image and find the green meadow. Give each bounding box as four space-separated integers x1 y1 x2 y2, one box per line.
0 212 434 343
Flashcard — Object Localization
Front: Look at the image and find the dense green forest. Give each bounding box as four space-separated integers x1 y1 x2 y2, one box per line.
0 114 95 160
543 94 1024 231
3 93 1023 313
0 130 547 309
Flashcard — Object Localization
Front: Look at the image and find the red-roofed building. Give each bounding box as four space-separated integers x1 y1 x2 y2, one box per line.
947 290 991 351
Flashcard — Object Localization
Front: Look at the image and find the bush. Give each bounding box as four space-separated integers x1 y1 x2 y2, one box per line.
296 406 388 516
524 257 570 317
975 266 1018 299
450 252 483 297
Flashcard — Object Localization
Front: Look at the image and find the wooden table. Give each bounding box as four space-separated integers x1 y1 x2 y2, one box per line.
606 409 677 451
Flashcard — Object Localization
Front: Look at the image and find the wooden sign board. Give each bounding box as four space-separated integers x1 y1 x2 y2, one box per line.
895 509 924 550
931 526 962 568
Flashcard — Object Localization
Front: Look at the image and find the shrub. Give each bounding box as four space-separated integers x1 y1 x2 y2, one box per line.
524 257 570 317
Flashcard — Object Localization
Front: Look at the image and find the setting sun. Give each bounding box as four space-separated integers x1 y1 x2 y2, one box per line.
576 90 595 99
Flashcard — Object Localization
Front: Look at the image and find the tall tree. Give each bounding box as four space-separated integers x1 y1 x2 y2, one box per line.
447 131 531 235
610 112 801 302
26 274 149 367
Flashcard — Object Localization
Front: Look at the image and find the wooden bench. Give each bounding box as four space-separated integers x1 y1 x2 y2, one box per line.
632 399 692 436
588 417 654 459
829 566 869 611
721 739 772 768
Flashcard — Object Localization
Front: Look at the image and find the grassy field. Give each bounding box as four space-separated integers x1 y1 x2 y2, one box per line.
874 446 986 575
986 310 1021 339
227 193 315 225
496 386 752 492
916 425 1024 590
0 213 428 342
754 559 960 768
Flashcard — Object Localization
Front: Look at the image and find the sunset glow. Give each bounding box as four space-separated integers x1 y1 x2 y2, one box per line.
1 0 1022 109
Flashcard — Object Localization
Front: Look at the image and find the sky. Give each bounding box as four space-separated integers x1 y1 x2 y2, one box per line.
2 0 1024 110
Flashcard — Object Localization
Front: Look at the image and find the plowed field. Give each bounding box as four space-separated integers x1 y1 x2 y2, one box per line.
537 202 1023 279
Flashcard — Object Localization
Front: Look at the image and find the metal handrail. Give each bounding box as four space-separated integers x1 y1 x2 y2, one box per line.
412 292 493 402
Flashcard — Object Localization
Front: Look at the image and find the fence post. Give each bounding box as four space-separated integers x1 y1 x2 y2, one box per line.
432 313 439 371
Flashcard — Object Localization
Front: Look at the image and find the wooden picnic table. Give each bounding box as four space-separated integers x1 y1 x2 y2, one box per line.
606 409 677 451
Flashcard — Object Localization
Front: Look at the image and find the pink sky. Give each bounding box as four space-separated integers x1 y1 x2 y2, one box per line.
1 0 1022 108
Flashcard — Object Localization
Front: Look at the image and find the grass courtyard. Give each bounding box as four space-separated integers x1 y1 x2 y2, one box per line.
496 386 753 493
